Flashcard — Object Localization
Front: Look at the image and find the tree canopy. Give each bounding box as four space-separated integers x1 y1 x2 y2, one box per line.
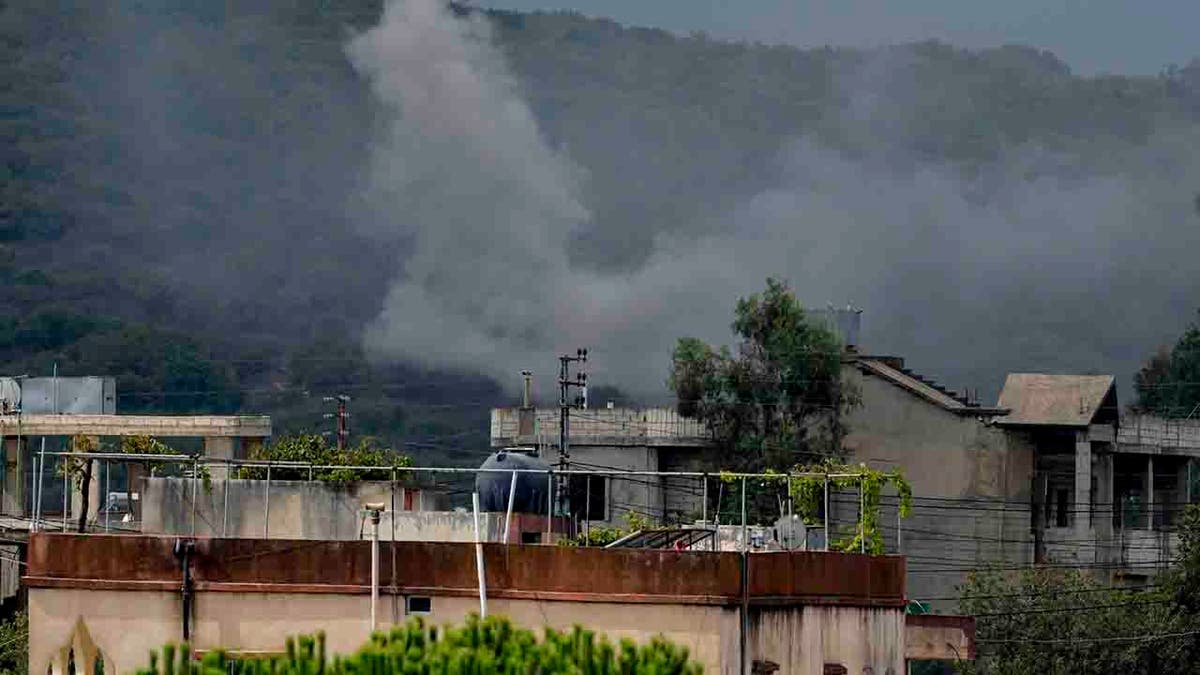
237 433 409 482
1134 311 1200 416
669 278 856 472
960 504 1200 674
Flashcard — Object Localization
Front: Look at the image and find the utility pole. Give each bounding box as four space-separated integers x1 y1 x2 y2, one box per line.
557 349 588 517
323 395 351 452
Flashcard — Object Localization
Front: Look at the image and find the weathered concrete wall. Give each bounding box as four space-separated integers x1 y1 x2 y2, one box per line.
26 534 911 674
31 588 906 675
29 587 732 674
141 478 448 539
748 605 905 674
843 367 1036 608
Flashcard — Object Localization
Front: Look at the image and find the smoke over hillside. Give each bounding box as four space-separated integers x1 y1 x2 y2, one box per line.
6 1 1200 410
349 2 1200 400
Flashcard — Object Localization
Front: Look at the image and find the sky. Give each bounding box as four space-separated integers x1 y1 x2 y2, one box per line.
481 0 1196 76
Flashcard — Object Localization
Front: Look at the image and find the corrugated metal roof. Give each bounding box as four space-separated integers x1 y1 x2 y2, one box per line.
995 373 1115 427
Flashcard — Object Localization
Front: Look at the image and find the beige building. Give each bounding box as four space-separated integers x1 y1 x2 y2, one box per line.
26 533 971 674
492 353 1200 609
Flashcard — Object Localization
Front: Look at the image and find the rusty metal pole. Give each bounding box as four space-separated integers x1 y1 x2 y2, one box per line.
786 475 793 550
222 463 230 537
823 474 830 552
61 459 68 531
104 460 110 533
545 470 552 542
264 464 271 539
860 476 865 554
740 476 748 675
191 459 198 537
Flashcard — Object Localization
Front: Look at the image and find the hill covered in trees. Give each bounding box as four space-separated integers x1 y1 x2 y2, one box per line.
3 1 1200 460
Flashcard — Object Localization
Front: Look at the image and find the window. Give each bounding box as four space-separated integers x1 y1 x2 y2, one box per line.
520 531 542 544
406 596 432 615
568 475 607 520
823 665 847 675
1055 488 1069 528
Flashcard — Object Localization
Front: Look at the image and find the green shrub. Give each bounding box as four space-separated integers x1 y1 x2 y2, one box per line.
138 614 702 674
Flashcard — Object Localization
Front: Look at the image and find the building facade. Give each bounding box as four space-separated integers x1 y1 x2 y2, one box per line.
25 533 971 674
491 355 1200 608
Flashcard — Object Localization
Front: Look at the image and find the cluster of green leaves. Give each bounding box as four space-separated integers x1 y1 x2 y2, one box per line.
237 434 410 483
137 615 700 674
560 511 654 547
669 278 857 475
0 611 27 675
787 462 911 555
961 504 1200 674
1135 310 1200 417
714 464 911 554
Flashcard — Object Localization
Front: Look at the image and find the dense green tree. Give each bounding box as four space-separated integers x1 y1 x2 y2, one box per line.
669 278 856 473
237 433 409 482
1134 312 1200 416
961 503 1200 674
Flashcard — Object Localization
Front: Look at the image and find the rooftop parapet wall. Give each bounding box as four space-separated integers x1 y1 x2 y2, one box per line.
1119 414 1200 455
0 414 271 438
25 534 904 607
491 407 709 448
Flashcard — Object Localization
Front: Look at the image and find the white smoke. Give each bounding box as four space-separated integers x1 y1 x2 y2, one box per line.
349 1 1200 400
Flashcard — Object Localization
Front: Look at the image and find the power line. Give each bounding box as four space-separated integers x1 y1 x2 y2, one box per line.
977 628 1200 645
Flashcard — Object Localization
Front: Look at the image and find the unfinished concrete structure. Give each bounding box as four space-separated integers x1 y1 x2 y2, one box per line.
490 406 711 526
0 413 271 527
25 533 973 674
492 358 1200 608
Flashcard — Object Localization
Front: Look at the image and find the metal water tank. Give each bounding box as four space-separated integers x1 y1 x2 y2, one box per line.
475 450 550 513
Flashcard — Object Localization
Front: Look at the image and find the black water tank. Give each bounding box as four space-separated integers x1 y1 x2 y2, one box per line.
475 451 550 513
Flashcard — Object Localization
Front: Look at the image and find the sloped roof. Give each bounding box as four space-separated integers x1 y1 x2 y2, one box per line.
995 374 1116 427
857 358 1008 416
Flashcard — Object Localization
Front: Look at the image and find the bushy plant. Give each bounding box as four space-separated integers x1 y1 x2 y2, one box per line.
137 615 701 674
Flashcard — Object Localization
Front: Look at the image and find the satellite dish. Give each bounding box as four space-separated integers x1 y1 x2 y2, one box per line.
0 378 20 413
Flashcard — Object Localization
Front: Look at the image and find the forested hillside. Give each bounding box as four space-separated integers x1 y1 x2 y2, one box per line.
4 1 1200 461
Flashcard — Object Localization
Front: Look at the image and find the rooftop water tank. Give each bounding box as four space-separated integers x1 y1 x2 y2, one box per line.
475 450 550 513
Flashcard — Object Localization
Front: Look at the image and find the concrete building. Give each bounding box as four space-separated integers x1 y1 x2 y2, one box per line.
491 356 1200 609
25 533 973 674
0 413 271 528
490 406 711 526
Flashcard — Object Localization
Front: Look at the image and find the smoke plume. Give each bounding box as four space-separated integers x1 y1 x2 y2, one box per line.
349 2 1200 401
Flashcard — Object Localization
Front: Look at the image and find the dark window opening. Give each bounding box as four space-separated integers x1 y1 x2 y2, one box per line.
406 596 432 615
568 475 607 520
823 665 847 675
520 531 542 544
1055 488 1069 528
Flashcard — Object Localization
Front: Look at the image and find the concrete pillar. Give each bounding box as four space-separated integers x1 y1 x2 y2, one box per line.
1 437 22 516
1093 449 1114 564
1074 432 1092 532
205 437 235 479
